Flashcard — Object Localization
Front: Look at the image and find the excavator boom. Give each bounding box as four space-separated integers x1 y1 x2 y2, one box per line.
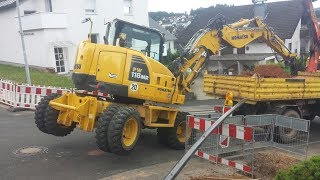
305 0 320 72
176 17 296 93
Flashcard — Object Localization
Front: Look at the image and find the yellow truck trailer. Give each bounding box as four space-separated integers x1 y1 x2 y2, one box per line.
204 72 319 142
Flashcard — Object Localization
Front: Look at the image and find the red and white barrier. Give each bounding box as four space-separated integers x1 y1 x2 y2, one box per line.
0 79 110 110
0 80 16 106
188 116 253 141
187 115 254 175
196 150 252 173
15 84 70 108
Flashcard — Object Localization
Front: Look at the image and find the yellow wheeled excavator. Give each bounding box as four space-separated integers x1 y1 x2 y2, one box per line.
35 16 296 155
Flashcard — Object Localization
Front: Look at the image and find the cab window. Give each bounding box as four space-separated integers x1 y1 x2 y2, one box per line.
114 22 162 61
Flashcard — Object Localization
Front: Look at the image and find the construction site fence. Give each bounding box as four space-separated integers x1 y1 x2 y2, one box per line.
0 79 110 110
186 113 310 177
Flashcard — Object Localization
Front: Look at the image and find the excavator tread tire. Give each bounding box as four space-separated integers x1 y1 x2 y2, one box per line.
159 112 190 150
34 94 59 133
95 104 122 152
44 98 76 136
107 106 141 155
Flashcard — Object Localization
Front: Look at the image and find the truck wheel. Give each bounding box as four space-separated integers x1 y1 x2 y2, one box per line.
44 105 76 137
159 112 190 150
279 109 300 143
34 94 59 133
107 107 141 155
95 104 121 152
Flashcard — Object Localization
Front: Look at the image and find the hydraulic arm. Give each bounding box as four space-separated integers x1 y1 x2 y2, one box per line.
174 17 297 93
305 0 320 72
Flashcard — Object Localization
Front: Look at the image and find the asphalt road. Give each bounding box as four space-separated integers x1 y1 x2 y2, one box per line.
0 100 220 180
0 99 320 180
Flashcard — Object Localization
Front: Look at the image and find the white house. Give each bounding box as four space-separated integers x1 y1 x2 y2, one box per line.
0 0 149 73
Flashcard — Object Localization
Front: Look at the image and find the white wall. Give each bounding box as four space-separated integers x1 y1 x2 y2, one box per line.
165 40 175 53
0 0 149 73
47 0 150 71
284 19 301 56
245 42 273 54
0 0 43 66
243 19 301 57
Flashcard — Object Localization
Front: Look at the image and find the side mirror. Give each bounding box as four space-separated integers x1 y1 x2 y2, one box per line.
81 18 93 42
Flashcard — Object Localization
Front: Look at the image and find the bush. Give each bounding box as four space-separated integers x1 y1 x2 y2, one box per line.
275 156 320 180
162 49 180 66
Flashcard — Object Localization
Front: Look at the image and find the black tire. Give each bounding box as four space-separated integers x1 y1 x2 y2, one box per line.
95 104 121 152
157 128 168 145
107 107 141 155
34 94 59 133
279 109 300 143
44 103 76 137
158 112 190 150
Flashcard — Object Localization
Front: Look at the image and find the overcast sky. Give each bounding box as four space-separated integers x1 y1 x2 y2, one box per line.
148 0 320 13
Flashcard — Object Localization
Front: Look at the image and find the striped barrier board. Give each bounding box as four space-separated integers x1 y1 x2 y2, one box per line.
187 115 254 175
0 79 110 110
16 85 67 96
188 116 253 141
0 80 16 106
196 150 252 173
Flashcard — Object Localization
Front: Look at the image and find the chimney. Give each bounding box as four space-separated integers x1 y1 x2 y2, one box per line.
252 0 267 18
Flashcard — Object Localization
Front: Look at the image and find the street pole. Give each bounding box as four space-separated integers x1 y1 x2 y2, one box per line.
16 0 31 84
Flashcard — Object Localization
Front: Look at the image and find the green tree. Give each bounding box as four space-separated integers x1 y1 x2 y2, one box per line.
162 49 180 66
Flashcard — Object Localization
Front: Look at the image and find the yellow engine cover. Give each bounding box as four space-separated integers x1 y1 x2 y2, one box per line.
73 41 184 104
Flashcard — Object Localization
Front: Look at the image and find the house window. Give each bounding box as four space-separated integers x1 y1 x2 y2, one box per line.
124 0 132 14
90 33 99 43
221 46 233 55
85 0 96 13
288 43 292 51
237 47 245 54
45 0 53 12
54 47 67 73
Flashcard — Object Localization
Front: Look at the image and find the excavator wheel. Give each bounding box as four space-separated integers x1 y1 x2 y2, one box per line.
43 95 76 136
107 106 141 155
95 104 121 152
157 112 191 150
34 94 59 133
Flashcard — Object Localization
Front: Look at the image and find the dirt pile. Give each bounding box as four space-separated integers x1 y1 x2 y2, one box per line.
243 64 290 78
253 150 300 179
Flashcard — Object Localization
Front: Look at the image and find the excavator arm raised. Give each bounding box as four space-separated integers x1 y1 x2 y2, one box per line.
175 17 297 93
305 0 320 72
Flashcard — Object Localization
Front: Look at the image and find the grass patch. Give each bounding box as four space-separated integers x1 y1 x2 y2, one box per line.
0 64 74 88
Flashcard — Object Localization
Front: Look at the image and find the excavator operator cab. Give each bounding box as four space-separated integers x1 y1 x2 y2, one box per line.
104 19 165 62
